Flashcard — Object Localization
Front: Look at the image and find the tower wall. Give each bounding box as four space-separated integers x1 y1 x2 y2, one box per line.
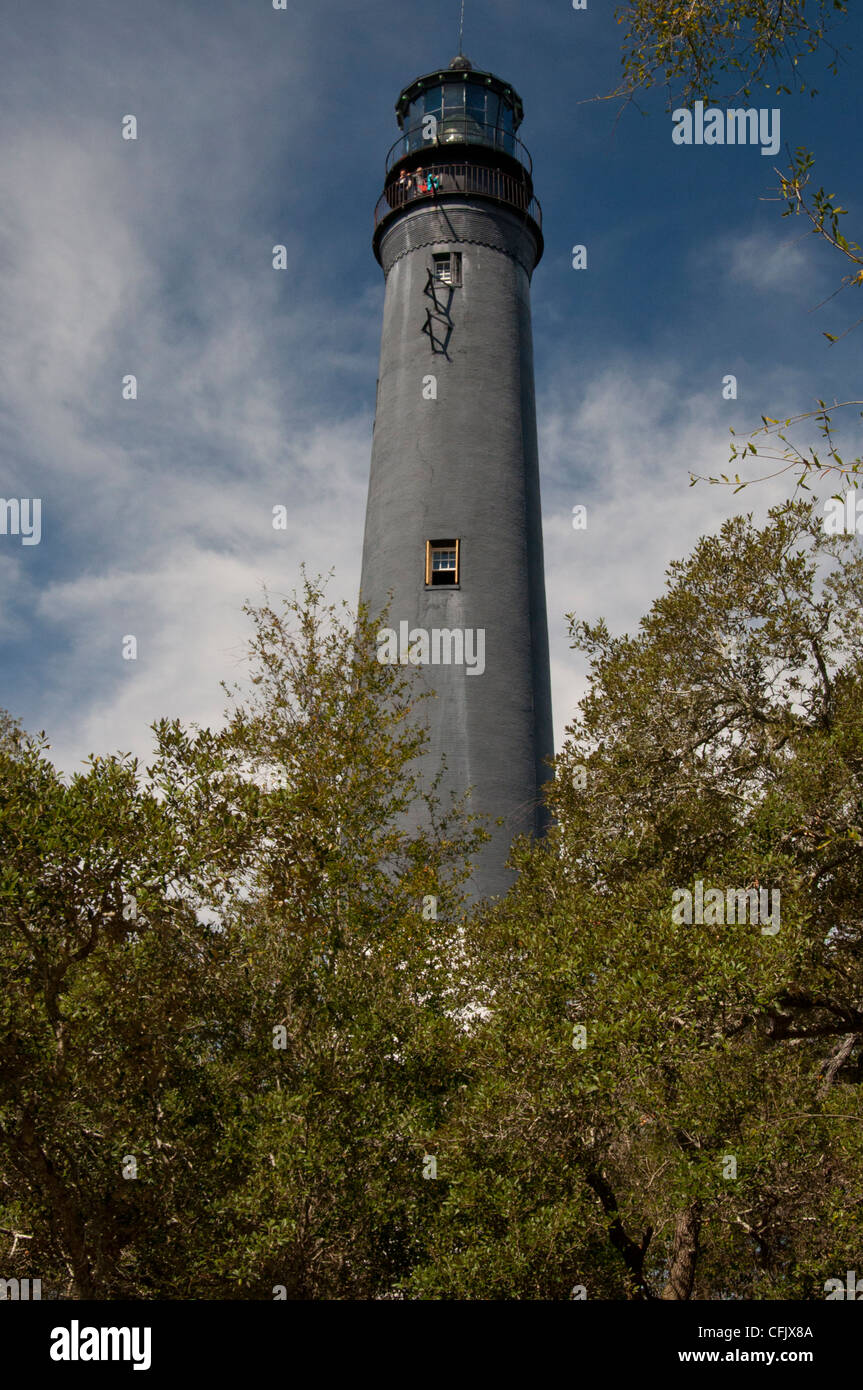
361 198 553 900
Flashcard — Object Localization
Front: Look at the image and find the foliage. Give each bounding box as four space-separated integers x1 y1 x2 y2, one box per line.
0 580 483 1297
3 524 863 1297
407 502 863 1298
611 0 849 105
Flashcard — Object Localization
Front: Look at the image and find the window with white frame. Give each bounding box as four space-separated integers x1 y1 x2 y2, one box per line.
432 251 462 287
426 538 460 586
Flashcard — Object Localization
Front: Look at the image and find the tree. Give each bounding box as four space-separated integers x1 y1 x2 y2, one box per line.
408 502 863 1298
6 530 862 1298
0 710 23 755
0 730 227 1297
610 1 850 107
0 581 483 1297
175 581 484 1298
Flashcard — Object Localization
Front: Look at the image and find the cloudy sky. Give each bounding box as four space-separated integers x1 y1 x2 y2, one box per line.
1 0 860 773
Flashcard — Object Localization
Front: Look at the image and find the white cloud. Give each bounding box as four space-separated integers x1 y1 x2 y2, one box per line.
0 26 373 772
538 359 793 745
708 228 818 293
31 411 370 772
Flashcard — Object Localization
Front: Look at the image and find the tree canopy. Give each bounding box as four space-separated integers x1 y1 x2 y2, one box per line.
3 519 862 1298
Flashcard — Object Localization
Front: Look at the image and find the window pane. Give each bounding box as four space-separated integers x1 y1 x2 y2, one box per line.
432 550 456 570
466 86 485 125
423 86 443 119
442 83 465 114
432 252 461 288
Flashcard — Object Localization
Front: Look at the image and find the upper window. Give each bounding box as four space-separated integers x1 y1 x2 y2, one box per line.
465 86 486 127
432 251 462 287
422 86 443 120
426 538 460 586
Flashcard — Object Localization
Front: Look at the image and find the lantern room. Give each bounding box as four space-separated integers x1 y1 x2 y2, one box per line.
386 55 529 172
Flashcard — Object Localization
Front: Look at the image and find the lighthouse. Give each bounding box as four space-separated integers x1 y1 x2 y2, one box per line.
360 54 553 900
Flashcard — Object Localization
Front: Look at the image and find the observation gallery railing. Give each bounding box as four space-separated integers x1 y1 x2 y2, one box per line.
374 163 542 231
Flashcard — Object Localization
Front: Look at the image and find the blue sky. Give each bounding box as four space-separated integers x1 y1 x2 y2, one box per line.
1 0 860 771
